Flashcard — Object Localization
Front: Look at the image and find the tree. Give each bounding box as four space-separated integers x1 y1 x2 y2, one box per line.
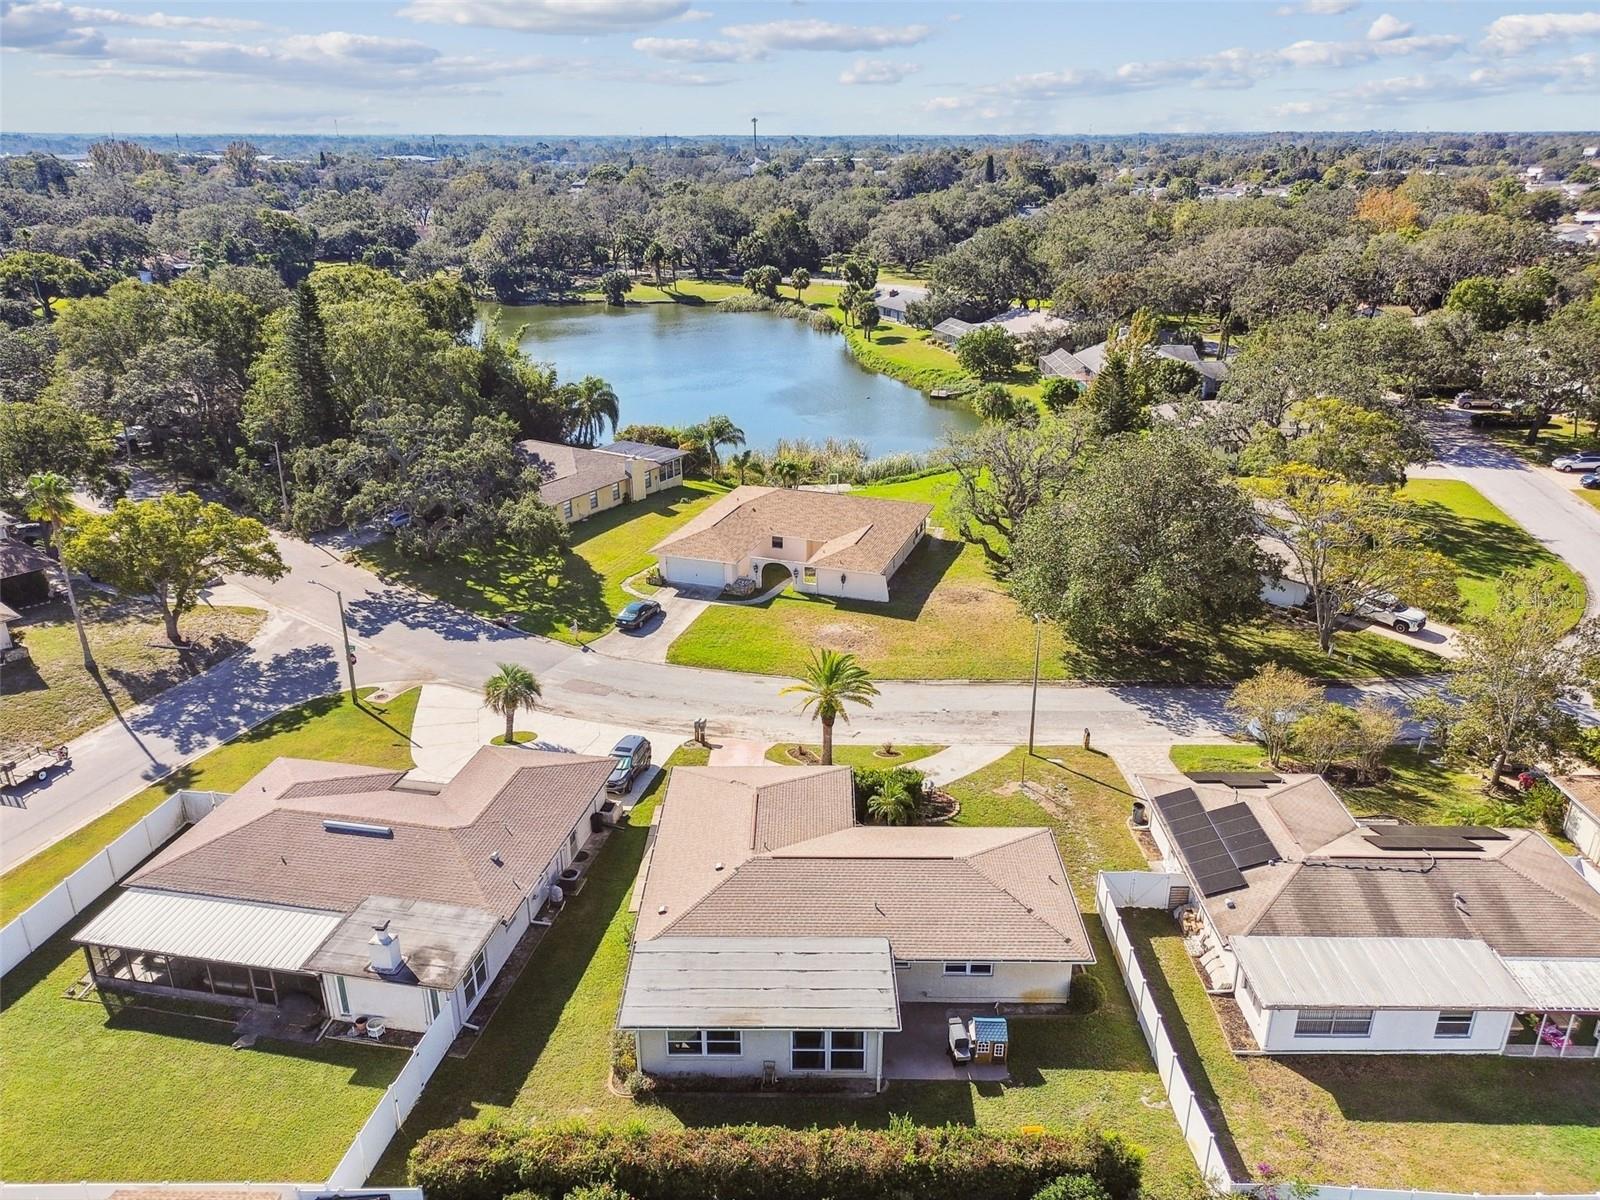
644 240 667 286
0 251 97 320
0 401 118 498
969 383 1024 423
1011 431 1266 649
562 376 621 446
729 449 760 486
482 662 542 744
1445 276 1509 331
697 413 745 471
791 267 810 305
1442 566 1599 781
954 324 1019 380
1347 699 1401 783
1285 396 1415 484
1290 702 1357 775
63 491 286 644
1040 377 1082 412
742 265 781 299
946 415 1087 565
24 472 93 670
866 776 918 825
1082 354 1147 438
779 649 879 766
1226 665 1322 768
598 270 633 307
853 297 881 340
1256 465 1456 654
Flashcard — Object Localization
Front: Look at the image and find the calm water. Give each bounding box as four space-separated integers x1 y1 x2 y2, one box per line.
482 302 977 456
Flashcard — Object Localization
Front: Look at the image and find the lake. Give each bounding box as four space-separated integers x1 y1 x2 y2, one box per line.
482 302 978 456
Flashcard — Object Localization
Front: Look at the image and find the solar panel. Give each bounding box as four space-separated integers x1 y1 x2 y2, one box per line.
1152 790 1247 897
1365 832 1485 851
1184 771 1284 788
1208 802 1278 870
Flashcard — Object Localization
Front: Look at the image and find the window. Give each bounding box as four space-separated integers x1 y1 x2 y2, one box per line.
462 949 488 1005
666 1029 742 1057
1294 1008 1373 1037
334 975 351 1017
645 470 654 488
706 1029 742 1055
943 962 994 977
612 483 621 501
568 829 579 857
790 1030 865 1072
667 1029 704 1056
1435 1010 1475 1038
563 500 573 520
771 535 784 549
802 566 816 585
589 491 599 510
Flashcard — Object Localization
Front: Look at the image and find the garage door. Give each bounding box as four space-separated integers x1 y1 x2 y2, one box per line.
663 556 725 589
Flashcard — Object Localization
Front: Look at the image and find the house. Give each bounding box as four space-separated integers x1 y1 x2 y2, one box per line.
931 317 976 345
649 485 931 602
0 537 52 608
517 438 688 524
988 307 1069 340
1136 771 1600 1057
0 599 21 659
74 746 617 1036
619 764 1094 1087
872 284 927 325
1551 773 1600 866
1039 341 1231 400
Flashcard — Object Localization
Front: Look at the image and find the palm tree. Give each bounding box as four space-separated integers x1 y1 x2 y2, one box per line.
792 266 810 305
644 240 666 286
24 471 93 671
779 649 879 766
564 376 620 446
866 777 919 826
483 662 542 745
769 458 802 488
730 449 761 486
699 414 745 473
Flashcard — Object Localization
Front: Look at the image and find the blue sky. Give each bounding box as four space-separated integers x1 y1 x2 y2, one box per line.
2 0 1597 135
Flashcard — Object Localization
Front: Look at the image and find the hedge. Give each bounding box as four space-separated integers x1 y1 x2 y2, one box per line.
410 1120 1144 1200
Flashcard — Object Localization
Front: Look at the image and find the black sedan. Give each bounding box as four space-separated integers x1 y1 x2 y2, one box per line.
614 599 663 630
1581 470 1600 490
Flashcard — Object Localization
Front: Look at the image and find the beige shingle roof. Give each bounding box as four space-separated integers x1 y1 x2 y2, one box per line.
650 486 931 575
517 438 627 507
131 747 611 921
637 766 1092 963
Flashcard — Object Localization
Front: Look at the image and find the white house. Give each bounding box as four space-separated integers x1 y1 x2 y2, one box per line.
1552 773 1600 866
620 765 1094 1087
74 746 616 1036
872 284 927 325
1040 341 1231 399
650 486 931 602
1137 771 1600 1057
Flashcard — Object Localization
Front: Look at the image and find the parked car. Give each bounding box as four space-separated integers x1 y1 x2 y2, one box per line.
947 1016 974 1064
606 734 652 794
1354 596 1428 634
1551 450 1600 473
614 599 662 630
1454 392 1502 410
382 509 412 530
1581 470 1600 490
9 520 45 546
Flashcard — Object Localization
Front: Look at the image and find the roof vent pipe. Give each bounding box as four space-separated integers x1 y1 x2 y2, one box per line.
369 926 403 976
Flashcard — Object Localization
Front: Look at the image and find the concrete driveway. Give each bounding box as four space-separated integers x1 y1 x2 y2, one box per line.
882 1003 1009 1082
591 586 716 663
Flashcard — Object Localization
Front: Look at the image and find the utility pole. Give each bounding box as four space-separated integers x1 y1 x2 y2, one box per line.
272 437 289 520
1027 613 1044 755
311 580 358 698
751 117 758 157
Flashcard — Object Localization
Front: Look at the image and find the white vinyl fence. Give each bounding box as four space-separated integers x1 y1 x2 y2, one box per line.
325 994 460 1188
0 790 228 977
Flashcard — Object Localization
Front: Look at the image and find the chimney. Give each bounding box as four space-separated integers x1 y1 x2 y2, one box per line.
368 923 403 975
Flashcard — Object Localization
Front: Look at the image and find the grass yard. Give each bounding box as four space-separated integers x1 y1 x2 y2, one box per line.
360 480 729 644
2 597 264 753
1401 478 1587 625
762 742 942 768
0 911 404 1181
1476 410 1600 467
1168 741 1529 830
371 747 1198 1190
0 688 419 922
1122 909 1600 1191
668 472 1443 683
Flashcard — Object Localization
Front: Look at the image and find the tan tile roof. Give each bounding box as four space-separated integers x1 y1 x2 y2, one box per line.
637 767 1092 963
131 747 612 921
650 485 932 575
517 438 627 507
1552 772 1600 819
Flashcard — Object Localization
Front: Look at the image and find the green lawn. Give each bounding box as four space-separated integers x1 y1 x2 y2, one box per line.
0 909 404 1181
3 597 263 753
372 748 1198 1190
1122 909 1600 1191
1475 410 1600 467
1168 741 1531 830
360 480 729 644
0 688 419 922
668 472 1442 683
763 742 942 768
1401 478 1587 625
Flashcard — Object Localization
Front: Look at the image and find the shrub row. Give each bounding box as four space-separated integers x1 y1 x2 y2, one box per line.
410 1120 1144 1200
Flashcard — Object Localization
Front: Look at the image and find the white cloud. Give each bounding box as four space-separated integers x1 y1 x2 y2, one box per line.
1274 0 1358 15
1480 11 1600 55
679 7 712 19
72 5 266 32
718 18 931 51
632 35 761 62
1278 30 1460 67
398 0 690 35
1365 13 1412 40
0 1 105 53
838 58 917 85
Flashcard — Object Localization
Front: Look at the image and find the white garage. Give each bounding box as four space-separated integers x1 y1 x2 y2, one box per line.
658 556 729 590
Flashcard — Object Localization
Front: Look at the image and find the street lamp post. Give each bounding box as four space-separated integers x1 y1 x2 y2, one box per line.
311 579 358 697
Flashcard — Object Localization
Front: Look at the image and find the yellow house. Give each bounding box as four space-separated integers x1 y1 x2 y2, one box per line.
517 439 689 524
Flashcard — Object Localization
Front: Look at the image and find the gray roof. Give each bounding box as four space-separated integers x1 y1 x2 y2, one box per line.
303 895 499 989
1501 957 1600 1010
75 889 341 971
516 439 627 507
1232 935 1528 1010
0 538 51 580
618 936 901 1030
932 318 974 337
1039 348 1091 378
598 440 688 464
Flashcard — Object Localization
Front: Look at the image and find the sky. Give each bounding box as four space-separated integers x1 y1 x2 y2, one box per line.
1 0 1598 136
